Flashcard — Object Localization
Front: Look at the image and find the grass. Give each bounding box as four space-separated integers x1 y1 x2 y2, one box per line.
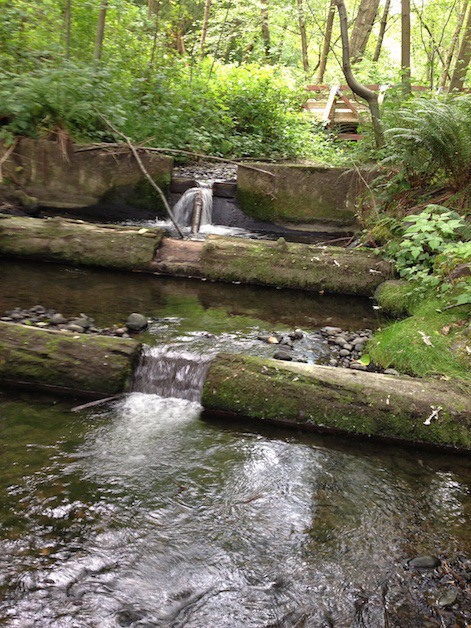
369 297 471 382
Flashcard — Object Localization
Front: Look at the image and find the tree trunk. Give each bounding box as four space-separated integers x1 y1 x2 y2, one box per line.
373 0 390 62
441 0 469 88
200 0 212 55
449 2 471 91
260 0 271 61
334 0 384 147
148 0 163 69
94 0 108 61
0 322 141 398
147 0 155 19
317 0 335 83
350 0 380 62
401 0 411 94
296 0 310 75
64 0 71 59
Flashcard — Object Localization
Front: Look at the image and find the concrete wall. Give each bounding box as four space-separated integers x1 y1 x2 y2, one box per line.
0 138 172 211
237 164 372 231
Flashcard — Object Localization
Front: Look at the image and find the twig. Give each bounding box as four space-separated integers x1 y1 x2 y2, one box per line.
74 142 276 177
71 395 122 413
97 116 184 238
0 139 18 183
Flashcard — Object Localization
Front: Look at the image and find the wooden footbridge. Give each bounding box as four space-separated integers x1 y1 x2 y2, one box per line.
304 84 389 140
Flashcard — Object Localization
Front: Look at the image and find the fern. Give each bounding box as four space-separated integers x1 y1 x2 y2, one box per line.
385 97 471 194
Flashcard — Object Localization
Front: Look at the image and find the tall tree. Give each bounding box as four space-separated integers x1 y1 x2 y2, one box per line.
200 0 212 55
296 0 309 74
401 0 411 94
317 0 335 83
440 0 469 88
372 0 390 62
449 2 471 90
260 0 271 61
335 0 384 147
64 0 71 59
349 0 380 62
94 0 108 61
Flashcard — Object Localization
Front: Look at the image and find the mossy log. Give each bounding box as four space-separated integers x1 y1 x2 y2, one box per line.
0 321 141 398
0 215 164 270
199 237 391 296
202 354 471 451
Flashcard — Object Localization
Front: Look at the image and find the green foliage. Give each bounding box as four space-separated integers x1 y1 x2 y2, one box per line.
384 97 471 194
0 63 125 143
384 205 470 308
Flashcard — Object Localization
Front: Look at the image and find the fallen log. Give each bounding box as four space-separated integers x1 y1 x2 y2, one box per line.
0 321 141 398
0 215 163 271
202 354 471 451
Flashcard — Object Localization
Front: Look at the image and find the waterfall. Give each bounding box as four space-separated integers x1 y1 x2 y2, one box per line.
172 184 213 233
131 346 212 402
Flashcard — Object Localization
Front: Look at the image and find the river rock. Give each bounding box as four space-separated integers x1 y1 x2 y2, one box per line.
126 313 148 332
273 351 293 361
65 323 86 333
384 368 400 376
70 316 92 330
349 363 367 371
50 313 67 325
408 556 441 570
321 326 342 335
289 329 304 340
339 349 350 357
436 587 459 608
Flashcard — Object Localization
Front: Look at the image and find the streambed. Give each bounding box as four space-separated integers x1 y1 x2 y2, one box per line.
0 260 470 626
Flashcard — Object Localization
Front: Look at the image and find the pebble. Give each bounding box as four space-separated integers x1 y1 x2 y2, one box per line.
2 306 148 339
408 556 441 570
436 587 458 608
384 368 400 376
126 313 148 332
349 363 367 371
273 351 293 361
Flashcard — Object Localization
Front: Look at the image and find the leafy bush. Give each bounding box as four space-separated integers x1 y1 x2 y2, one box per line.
0 62 125 143
385 204 470 306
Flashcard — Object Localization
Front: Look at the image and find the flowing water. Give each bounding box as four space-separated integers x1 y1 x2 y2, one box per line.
1 260 470 626
171 186 213 233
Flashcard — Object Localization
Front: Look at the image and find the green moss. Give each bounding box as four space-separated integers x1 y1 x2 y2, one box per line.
369 298 471 381
375 280 417 317
202 354 471 449
237 188 356 225
201 238 390 296
0 322 141 395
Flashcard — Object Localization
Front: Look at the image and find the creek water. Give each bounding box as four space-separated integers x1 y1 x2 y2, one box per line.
1 259 470 627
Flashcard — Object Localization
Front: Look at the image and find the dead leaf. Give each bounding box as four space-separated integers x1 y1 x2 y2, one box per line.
441 325 451 336
418 331 434 347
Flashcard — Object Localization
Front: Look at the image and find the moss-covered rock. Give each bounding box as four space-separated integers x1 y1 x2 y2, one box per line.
374 279 413 317
202 354 471 450
0 321 141 397
0 215 164 270
200 236 391 296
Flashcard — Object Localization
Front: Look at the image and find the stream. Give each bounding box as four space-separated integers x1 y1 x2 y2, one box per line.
0 259 470 626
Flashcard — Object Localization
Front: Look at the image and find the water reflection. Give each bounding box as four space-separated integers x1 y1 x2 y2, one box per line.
0 392 470 626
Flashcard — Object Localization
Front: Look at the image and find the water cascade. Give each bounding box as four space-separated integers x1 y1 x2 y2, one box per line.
131 345 212 401
172 184 213 234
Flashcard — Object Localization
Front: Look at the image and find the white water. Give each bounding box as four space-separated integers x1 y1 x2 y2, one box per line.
172 185 213 231
132 345 212 402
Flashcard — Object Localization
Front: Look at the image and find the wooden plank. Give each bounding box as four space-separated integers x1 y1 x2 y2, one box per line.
322 85 340 124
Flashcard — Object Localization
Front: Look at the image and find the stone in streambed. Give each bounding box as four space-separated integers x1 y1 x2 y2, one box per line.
408 556 441 570
50 313 67 325
436 587 458 608
126 313 148 332
273 351 293 361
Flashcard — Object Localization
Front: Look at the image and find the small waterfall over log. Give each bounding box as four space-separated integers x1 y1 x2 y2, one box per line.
132 346 211 402
172 184 213 234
